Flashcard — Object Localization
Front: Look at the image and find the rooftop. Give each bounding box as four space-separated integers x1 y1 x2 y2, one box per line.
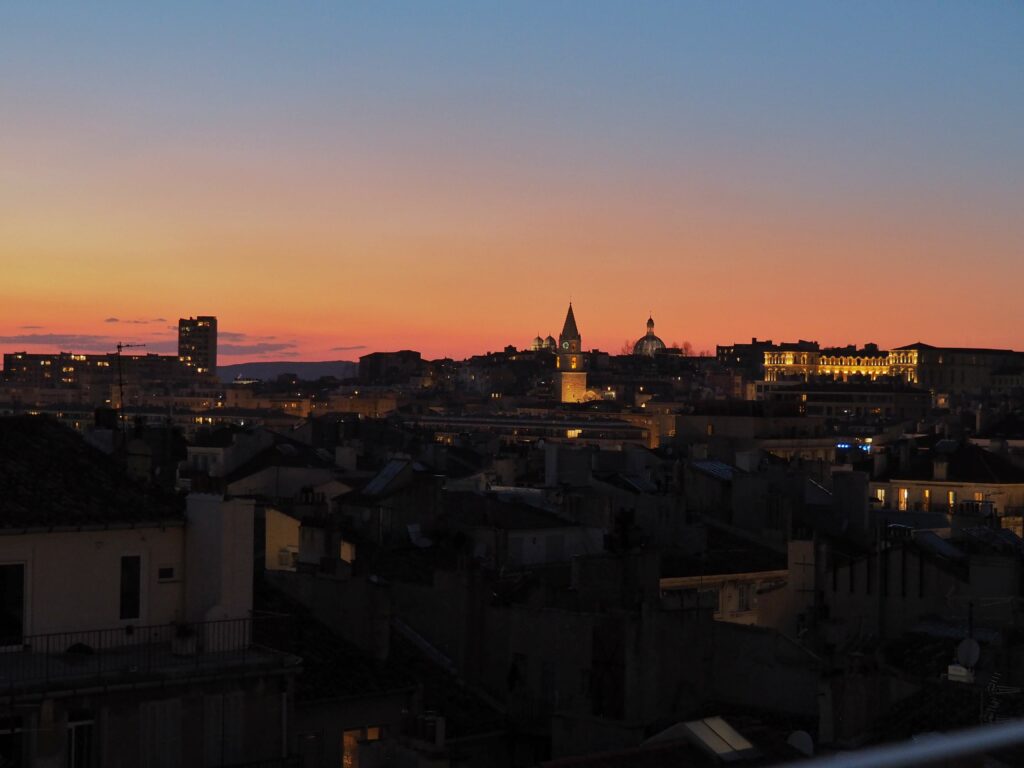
0 416 183 529
889 440 1024 484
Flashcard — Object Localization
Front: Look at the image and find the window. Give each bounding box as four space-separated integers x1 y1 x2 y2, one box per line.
875 488 887 506
974 491 985 502
947 490 956 511
203 693 242 766
699 588 720 612
67 714 95 768
923 489 931 511
343 726 384 768
0 564 25 647
157 566 175 582
737 584 751 612
120 556 141 620
0 717 23 768
278 549 297 568
898 488 909 512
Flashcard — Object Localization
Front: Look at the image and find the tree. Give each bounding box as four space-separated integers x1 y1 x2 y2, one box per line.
619 340 634 355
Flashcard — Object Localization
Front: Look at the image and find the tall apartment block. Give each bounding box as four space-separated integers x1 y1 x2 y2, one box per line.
178 315 218 375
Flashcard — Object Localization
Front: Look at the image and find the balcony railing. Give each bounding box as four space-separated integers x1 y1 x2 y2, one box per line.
0 615 297 696
773 719 1024 767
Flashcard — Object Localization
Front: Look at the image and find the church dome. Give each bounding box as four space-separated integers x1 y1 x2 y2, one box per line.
531 335 544 351
543 335 556 350
632 316 666 357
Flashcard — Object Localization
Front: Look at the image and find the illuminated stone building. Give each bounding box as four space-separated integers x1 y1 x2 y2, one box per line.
177 315 218 375
632 316 666 357
763 341 1024 392
530 334 557 352
895 343 1024 392
763 343 895 383
556 304 587 403
716 338 779 379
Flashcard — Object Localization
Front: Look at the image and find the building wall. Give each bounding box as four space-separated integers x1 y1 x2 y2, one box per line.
505 527 604 569
660 570 789 627
228 466 336 499
7 677 289 768
267 570 392 661
177 316 218 376
0 524 186 635
869 479 1024 514
266 508 300 571
184 495 254 624
708 622 820 718
822 546 975 643
560 372 587 404
291 690 415 768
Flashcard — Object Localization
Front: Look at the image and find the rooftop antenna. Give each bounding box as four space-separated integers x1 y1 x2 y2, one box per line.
115 342 146 448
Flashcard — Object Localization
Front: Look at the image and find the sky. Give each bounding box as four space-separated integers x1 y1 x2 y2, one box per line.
2 2 1022 362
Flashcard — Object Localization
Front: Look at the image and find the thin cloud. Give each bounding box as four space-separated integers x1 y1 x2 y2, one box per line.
105 317 158 325
0 333 115 349
18 325 43 330
330 344 367 352
219 342 297 356
220 331 277 342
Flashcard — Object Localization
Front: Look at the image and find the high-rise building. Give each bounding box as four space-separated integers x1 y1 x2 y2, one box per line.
178 315 218 375
556 304 587 403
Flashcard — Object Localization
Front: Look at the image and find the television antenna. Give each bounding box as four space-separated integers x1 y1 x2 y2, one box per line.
115 342 146 445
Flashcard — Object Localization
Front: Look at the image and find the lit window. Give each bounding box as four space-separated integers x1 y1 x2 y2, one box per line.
898 488 909 511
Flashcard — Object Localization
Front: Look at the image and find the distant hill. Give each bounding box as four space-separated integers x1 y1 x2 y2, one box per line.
217 360 359 383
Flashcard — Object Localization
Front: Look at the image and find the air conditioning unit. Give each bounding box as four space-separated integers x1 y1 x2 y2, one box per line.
947 664 975 684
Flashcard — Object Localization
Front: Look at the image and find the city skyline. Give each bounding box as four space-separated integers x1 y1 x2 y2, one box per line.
3 3 1023 360
6 306 1024 366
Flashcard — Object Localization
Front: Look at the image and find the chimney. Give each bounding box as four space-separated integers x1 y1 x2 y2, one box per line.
898 441 912 474
872 449 889 479
335 445 357 472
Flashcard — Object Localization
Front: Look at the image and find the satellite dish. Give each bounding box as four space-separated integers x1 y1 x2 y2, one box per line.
787 731 814 757
957 638 981 668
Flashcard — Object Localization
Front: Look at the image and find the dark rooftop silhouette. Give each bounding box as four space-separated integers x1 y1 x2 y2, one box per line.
0 416 183 528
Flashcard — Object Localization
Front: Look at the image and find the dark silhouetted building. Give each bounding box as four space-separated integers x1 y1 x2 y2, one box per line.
178 315 218 375
358 350 422 385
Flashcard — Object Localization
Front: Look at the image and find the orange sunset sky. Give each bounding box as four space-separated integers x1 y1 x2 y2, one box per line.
2 3 1022 362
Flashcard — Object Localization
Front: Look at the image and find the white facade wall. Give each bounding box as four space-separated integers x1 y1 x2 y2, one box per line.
185 495 254 624
0 524 185 635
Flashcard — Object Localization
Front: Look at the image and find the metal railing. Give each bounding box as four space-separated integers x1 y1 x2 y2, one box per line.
0 616 292 695
223 758 301 768
774 719 1024 768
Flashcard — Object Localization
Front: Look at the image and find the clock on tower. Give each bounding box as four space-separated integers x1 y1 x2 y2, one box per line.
556 303 587 403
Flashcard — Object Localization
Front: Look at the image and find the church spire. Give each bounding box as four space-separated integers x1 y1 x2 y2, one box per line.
560 303 580 342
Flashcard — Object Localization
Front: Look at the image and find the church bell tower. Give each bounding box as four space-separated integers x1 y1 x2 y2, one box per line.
557 303 587 403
